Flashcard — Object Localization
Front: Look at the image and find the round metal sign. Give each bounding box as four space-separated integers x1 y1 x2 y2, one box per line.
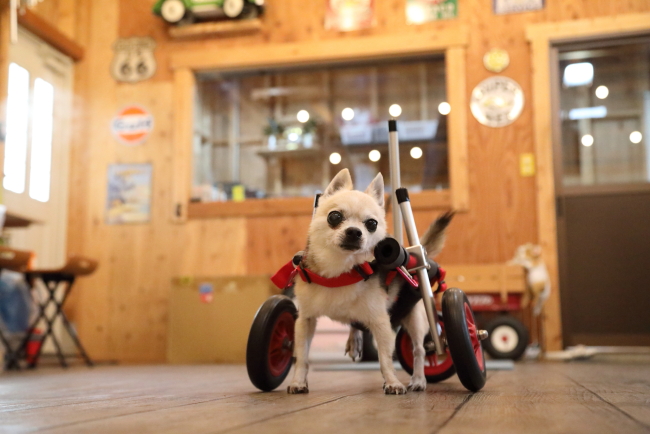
470 76 524 128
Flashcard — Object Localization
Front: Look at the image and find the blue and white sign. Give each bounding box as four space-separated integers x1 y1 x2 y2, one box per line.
493 0 544 15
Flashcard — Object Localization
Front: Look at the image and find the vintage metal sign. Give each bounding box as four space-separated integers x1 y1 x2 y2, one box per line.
111 37 157 83
493 0 544 15
111 105 154 146
406 0 458 23
470 76 524 128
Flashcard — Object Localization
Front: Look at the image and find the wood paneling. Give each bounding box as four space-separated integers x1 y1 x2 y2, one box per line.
56 0 650 361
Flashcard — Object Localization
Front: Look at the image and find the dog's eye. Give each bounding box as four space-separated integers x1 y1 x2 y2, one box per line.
364 219 378 233
327 211 344 227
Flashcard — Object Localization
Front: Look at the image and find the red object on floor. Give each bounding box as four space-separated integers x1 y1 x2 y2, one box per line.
25 329 43 365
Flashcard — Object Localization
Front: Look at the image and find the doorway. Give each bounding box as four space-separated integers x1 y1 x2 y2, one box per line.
3 27 73 269
553 36 650 346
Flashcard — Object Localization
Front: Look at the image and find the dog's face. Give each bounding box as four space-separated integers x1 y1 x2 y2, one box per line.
307 169 386 274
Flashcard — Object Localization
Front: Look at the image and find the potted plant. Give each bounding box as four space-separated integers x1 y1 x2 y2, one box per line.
263 118 285 150
301 118 318 148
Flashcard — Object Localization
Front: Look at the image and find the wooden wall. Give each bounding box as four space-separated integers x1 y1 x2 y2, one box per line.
24 0 650 362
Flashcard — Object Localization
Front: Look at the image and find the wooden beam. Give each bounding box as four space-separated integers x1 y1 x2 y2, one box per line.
170 25 469 71
188 190 452 219
446 46 469 212
526 12 650 43
171 68 195 223
17 8 84 61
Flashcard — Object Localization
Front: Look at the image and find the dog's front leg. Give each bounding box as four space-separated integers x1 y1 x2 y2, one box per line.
401 301 428 391
287 315 317 394
368 314 407 395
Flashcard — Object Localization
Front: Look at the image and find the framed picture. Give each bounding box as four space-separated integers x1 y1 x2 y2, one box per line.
106 163 152 224
325 0 374 32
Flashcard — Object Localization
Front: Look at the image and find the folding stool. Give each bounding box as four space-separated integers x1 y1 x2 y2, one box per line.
20 256 98 369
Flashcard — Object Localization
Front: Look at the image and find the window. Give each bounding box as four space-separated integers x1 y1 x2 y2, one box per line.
3 63 55 202
193 57 448 202
4 63 30 194
558 38 650 187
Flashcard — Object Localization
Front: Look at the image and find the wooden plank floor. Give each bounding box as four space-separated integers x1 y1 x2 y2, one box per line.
1 361 649 433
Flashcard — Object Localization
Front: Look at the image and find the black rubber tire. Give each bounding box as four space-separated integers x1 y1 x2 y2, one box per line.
482 315 529 360
246 295 297 391
442 288 487 392
395 328 456 383
360 330 379 362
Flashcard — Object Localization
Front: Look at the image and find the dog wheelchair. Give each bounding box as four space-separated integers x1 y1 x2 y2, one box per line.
246 120 488 393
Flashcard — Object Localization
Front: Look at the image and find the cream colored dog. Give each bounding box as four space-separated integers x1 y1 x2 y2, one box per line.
287 168 452 395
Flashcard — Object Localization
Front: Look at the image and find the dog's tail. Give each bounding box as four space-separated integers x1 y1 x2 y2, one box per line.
420 211 455 258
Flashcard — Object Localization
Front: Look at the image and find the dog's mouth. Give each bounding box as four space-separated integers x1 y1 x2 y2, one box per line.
339 242 362 251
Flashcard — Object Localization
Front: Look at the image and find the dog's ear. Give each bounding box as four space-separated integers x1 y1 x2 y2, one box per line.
323 168 353 197
365 173 384 207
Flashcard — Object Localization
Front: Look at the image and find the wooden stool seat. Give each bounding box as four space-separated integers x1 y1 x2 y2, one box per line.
25 256 98 279
0 246 33 272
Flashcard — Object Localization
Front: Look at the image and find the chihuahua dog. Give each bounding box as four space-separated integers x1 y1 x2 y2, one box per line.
287 168 453 395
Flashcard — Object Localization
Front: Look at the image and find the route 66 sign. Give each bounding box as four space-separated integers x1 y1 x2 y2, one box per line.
111 37 157 83
470 76 524 128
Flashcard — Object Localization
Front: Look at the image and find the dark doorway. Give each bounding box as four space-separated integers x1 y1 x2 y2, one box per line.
554 37 650 347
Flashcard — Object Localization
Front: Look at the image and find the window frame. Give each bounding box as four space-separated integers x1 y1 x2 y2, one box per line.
170 29 470 221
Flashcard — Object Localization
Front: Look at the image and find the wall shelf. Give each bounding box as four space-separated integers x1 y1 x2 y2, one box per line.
168 19 262 39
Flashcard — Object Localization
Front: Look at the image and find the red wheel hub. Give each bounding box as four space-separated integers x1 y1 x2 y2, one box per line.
399 330 454 377
268 312 295 376
464 303 485 370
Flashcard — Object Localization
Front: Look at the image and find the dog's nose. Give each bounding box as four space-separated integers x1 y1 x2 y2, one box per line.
345 227 363 240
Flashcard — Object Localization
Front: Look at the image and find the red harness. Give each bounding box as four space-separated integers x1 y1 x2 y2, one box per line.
271 260 374 289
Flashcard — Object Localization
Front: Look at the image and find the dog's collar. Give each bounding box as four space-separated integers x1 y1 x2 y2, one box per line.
271 260 374 289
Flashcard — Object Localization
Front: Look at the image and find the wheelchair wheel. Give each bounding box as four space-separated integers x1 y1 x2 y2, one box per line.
395 327 456 383
442 288 487 392
482 315 529 360
246 295 297 391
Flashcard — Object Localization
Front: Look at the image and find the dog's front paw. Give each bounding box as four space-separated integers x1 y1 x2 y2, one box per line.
383 381 408 395
345 330 363 362
287 383 309 394
407 376 427 392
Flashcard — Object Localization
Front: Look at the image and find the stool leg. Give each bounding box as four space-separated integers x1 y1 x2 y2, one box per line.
0 329 21 370
29 284 67 368
60 311 93 367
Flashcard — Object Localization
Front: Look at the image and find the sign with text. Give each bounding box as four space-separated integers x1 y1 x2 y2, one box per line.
406 0 458 24
493 0 544 15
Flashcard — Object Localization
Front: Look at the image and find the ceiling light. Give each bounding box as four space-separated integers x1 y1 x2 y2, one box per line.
329 152 341 165
438 102 451 115
595 85 609 99
297 110 310 123
581 134 594 147
410 147 423 159
341 108 355 121
369 150 381 162
630 131 642 144
388 104 402 117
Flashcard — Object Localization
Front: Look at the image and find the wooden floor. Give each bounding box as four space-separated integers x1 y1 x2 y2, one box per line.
1 360 649 433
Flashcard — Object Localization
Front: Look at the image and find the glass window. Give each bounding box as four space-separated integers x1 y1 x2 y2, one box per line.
4 63 30 194
193 57 448 202
558 39 650 187
29 78 54 202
